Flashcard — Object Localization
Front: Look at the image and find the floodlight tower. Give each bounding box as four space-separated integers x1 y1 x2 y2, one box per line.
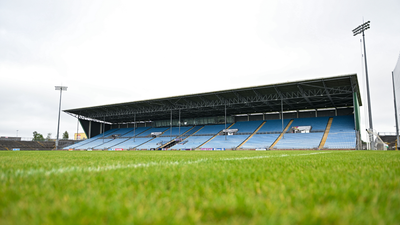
55 86 68 150
352 21 374 149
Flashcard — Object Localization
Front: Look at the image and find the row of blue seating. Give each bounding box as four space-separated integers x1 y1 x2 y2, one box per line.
65 115 356 150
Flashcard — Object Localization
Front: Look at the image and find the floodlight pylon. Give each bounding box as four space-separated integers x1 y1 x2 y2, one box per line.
353 21 374 149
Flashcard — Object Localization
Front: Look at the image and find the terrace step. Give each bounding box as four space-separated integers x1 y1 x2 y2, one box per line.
159 126 198 149
134 128 171 149
196 123 235 149
318 117 333 149
236 121 266 150
269 119 294 150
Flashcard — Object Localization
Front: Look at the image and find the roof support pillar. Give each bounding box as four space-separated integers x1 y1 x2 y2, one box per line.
89 121 92 139
179 109 181 136
170 110 173 140
76 116 80 141
281 97 284 139
102 116 105 144
133 113 136 143
225 104 227 140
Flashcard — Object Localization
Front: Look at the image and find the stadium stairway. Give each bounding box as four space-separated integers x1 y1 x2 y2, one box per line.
318 117 333 149
268 119 294 150
236 121 266 149
133 127 171 149
169 126 205 150
136 126 194 150
108 127 150 148
159 126 198 149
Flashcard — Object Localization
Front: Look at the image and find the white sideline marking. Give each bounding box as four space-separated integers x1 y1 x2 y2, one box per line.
1 151 351 178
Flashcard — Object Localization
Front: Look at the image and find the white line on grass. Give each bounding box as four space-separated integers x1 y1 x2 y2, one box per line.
1 151 352 178
221 151 332 161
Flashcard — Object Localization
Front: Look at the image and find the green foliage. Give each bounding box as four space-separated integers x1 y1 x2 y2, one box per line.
0 151 399 225
32 131 44 141
62 131 69 139
46 133 52 141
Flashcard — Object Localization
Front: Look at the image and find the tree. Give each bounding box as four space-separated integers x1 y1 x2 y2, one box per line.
33 131 45 141
46 133 52 141
63 131 69 139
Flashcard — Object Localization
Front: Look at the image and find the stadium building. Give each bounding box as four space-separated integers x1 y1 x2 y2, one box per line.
64 74 362 150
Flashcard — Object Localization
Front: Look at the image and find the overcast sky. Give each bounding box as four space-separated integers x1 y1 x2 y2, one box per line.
1 0 400 140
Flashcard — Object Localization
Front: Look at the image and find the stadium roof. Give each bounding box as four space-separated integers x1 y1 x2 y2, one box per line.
65 74 361 124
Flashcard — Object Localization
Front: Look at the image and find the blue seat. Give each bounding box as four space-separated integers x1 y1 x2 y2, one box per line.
64 115 356 150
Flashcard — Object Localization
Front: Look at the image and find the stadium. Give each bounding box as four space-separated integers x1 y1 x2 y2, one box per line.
63 74 361 151
2 2 400 223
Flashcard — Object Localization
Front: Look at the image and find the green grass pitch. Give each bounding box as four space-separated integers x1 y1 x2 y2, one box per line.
0 150 399 224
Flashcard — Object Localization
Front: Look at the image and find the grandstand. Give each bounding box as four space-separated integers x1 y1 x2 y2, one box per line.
64 74 361 150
